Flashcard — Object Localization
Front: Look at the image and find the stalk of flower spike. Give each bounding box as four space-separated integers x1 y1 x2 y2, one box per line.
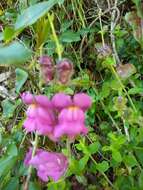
24 132 39 190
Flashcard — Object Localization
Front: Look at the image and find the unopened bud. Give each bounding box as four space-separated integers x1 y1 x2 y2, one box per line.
39 56 55 83
95 43 112 59
56 58 73 84
116 64 136 80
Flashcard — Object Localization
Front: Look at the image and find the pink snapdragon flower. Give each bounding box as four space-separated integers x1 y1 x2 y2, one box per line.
21 92 56 135
24 149 68 182
52 93 92 140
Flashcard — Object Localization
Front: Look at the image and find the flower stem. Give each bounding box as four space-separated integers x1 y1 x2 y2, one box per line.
66 139 72 162
20 131 27 148
90 155 117 189
93 87 121 133
24 132 38 190
48 13 62 60
110 65 137 112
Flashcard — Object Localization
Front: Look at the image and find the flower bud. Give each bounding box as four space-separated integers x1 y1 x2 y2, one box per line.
56 58 73 84
116 64 136 80
39 56 55 83
95 43 112 59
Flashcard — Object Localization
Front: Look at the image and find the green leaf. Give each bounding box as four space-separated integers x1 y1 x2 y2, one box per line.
3 27 15 42
124 154 138 167
47 181 66 190
0 156 17 177
135 148 143 166
75 141 89 155
29 182 41 190
3 177 19 190
15 0 59 30
96 161 109 172
99 82 110 99
78 155 89 171
76 175 87 186
7 143 18 157
112 150 122 163
0 133 2 144
88 142 100 154
60 20 73 32
138 170 143 188
115 176 134 190
0 41 31 66
2 99 17 118
60 30 81 43
104 57 115 66
128 87 143 95
57 0 65 5
15 68 28 93
79 27 96 36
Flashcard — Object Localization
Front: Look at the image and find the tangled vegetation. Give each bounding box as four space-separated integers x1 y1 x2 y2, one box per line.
0 0 143 189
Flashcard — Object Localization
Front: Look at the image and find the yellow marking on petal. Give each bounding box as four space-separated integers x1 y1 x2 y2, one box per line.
30 104 37 109
68 106 79 111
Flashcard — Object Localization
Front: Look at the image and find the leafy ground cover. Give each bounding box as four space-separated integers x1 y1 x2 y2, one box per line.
0 0 143 189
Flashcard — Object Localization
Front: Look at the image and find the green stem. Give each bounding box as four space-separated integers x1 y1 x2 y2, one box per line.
93 88 121 133
110 65 137 112
66 139 72 162
20 131 27 148
90 155 116 189
48 13 62 60
98 8 105 47
69 44 82 72
24 132 39 190
79 140 116 189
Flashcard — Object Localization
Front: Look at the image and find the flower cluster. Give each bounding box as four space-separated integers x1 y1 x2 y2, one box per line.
39 56 73 84
24 148 68 182
22 92 92 182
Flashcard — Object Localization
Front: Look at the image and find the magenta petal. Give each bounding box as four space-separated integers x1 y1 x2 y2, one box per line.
73 93 92 110
21 92 36 105
35 95 52 108
47 132 58 142
54 122 88 139
37 170 49 182
54 107 87 139
24 148 43 166
37 107 55 124
59 108 85 123
26 106 38 118
24 148 32 166
29 150 68 182
23 118 37 132
51 93 72 110
53 125 65 138
36 119 53 135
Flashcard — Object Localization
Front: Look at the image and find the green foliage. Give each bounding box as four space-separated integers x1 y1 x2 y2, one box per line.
15 68 28 93
15 0 60 30
0 41 31 66
60 30 81 43
1 99 21 118
1 0 143 189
